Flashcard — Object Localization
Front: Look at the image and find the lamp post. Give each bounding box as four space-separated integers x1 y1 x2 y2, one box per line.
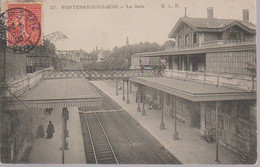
160 91 165 130
215 102 220 163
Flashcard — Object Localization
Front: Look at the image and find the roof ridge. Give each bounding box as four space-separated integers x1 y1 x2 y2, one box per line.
185 17 236 21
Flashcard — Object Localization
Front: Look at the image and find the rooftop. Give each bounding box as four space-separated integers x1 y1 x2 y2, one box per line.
130 77 256 102
5 78 102 109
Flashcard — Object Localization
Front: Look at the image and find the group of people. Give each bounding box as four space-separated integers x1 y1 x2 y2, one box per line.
37 121 55 139
140 63 165 76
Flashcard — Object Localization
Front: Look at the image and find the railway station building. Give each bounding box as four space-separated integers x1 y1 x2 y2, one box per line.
130 7 257 162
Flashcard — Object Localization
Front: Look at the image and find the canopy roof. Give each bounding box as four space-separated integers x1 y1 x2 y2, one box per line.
130 77 256 102
4 78 102 110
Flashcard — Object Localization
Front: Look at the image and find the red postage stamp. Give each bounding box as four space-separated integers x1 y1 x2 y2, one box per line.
0 2 42 53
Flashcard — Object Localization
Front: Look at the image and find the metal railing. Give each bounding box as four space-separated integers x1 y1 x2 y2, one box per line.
4 67 54 97
165 39 255 51
163 69 256 91
42 69 159 80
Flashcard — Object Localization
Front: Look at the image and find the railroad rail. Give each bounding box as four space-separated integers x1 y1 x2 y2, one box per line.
99 89 168 164
92 84 181 164
80 108 119 164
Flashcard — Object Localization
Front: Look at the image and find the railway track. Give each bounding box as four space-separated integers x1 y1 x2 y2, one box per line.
79 83 181 164
80 108 118 164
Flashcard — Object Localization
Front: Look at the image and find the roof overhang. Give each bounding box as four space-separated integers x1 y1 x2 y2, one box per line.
130 77 256 102
2 78 102 110
168 17 199 38
221 21 256 33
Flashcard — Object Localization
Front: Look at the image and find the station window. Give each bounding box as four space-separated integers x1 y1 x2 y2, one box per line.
193 33 197 44
178 36 182 46
226 27 242 41
185 34 189 45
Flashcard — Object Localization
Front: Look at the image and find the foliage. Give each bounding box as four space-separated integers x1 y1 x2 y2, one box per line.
83 40 175 70
33 39 59 68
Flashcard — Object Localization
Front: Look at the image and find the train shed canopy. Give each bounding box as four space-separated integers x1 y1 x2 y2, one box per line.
130 77 256 102
5 78 102 110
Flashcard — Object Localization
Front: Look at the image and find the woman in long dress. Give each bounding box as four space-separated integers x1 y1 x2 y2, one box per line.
46 121 55 139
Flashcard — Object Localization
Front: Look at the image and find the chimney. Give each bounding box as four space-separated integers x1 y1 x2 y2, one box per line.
207 7 213 20
207 7 213 27
243 9 249 23
184 7 187 17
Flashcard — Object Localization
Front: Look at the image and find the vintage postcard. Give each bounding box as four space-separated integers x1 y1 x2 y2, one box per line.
0 0 257 165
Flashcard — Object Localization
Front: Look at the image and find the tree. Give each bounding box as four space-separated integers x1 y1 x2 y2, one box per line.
33 39 59 69
162 40 175 49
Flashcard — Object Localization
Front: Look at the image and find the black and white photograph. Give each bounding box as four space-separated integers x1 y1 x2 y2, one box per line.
0 0 258 165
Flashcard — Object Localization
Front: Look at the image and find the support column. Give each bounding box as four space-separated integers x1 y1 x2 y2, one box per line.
122 80 125 101
173 96 179 140
215 102 220 163
141 93 146 115
130 81 132 94
170 96 173 118
137 85 141 112
62 108 65 164
116 78 118 96
160 91 165 130
126 80 130 104
199 102 207 136
62 107 69 164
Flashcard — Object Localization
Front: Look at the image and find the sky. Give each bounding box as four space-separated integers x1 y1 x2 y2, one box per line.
2 0 256 52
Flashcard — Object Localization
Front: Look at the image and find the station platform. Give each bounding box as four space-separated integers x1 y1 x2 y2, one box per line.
28 107 86 164
91 80 243 164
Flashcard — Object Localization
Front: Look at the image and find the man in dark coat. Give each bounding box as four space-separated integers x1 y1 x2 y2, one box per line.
46 121 55 139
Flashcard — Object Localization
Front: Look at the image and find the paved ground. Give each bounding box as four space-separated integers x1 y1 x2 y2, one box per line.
91 80 243 164
28 107 85 164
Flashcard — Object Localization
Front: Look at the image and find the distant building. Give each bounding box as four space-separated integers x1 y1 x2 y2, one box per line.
26 53 51 73
56 50 83 62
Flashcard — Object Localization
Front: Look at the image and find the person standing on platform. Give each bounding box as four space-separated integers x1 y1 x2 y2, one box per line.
141 65 144 75
46 121 55 139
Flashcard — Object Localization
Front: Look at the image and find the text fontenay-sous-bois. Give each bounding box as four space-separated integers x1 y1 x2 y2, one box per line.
49 3 180 10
